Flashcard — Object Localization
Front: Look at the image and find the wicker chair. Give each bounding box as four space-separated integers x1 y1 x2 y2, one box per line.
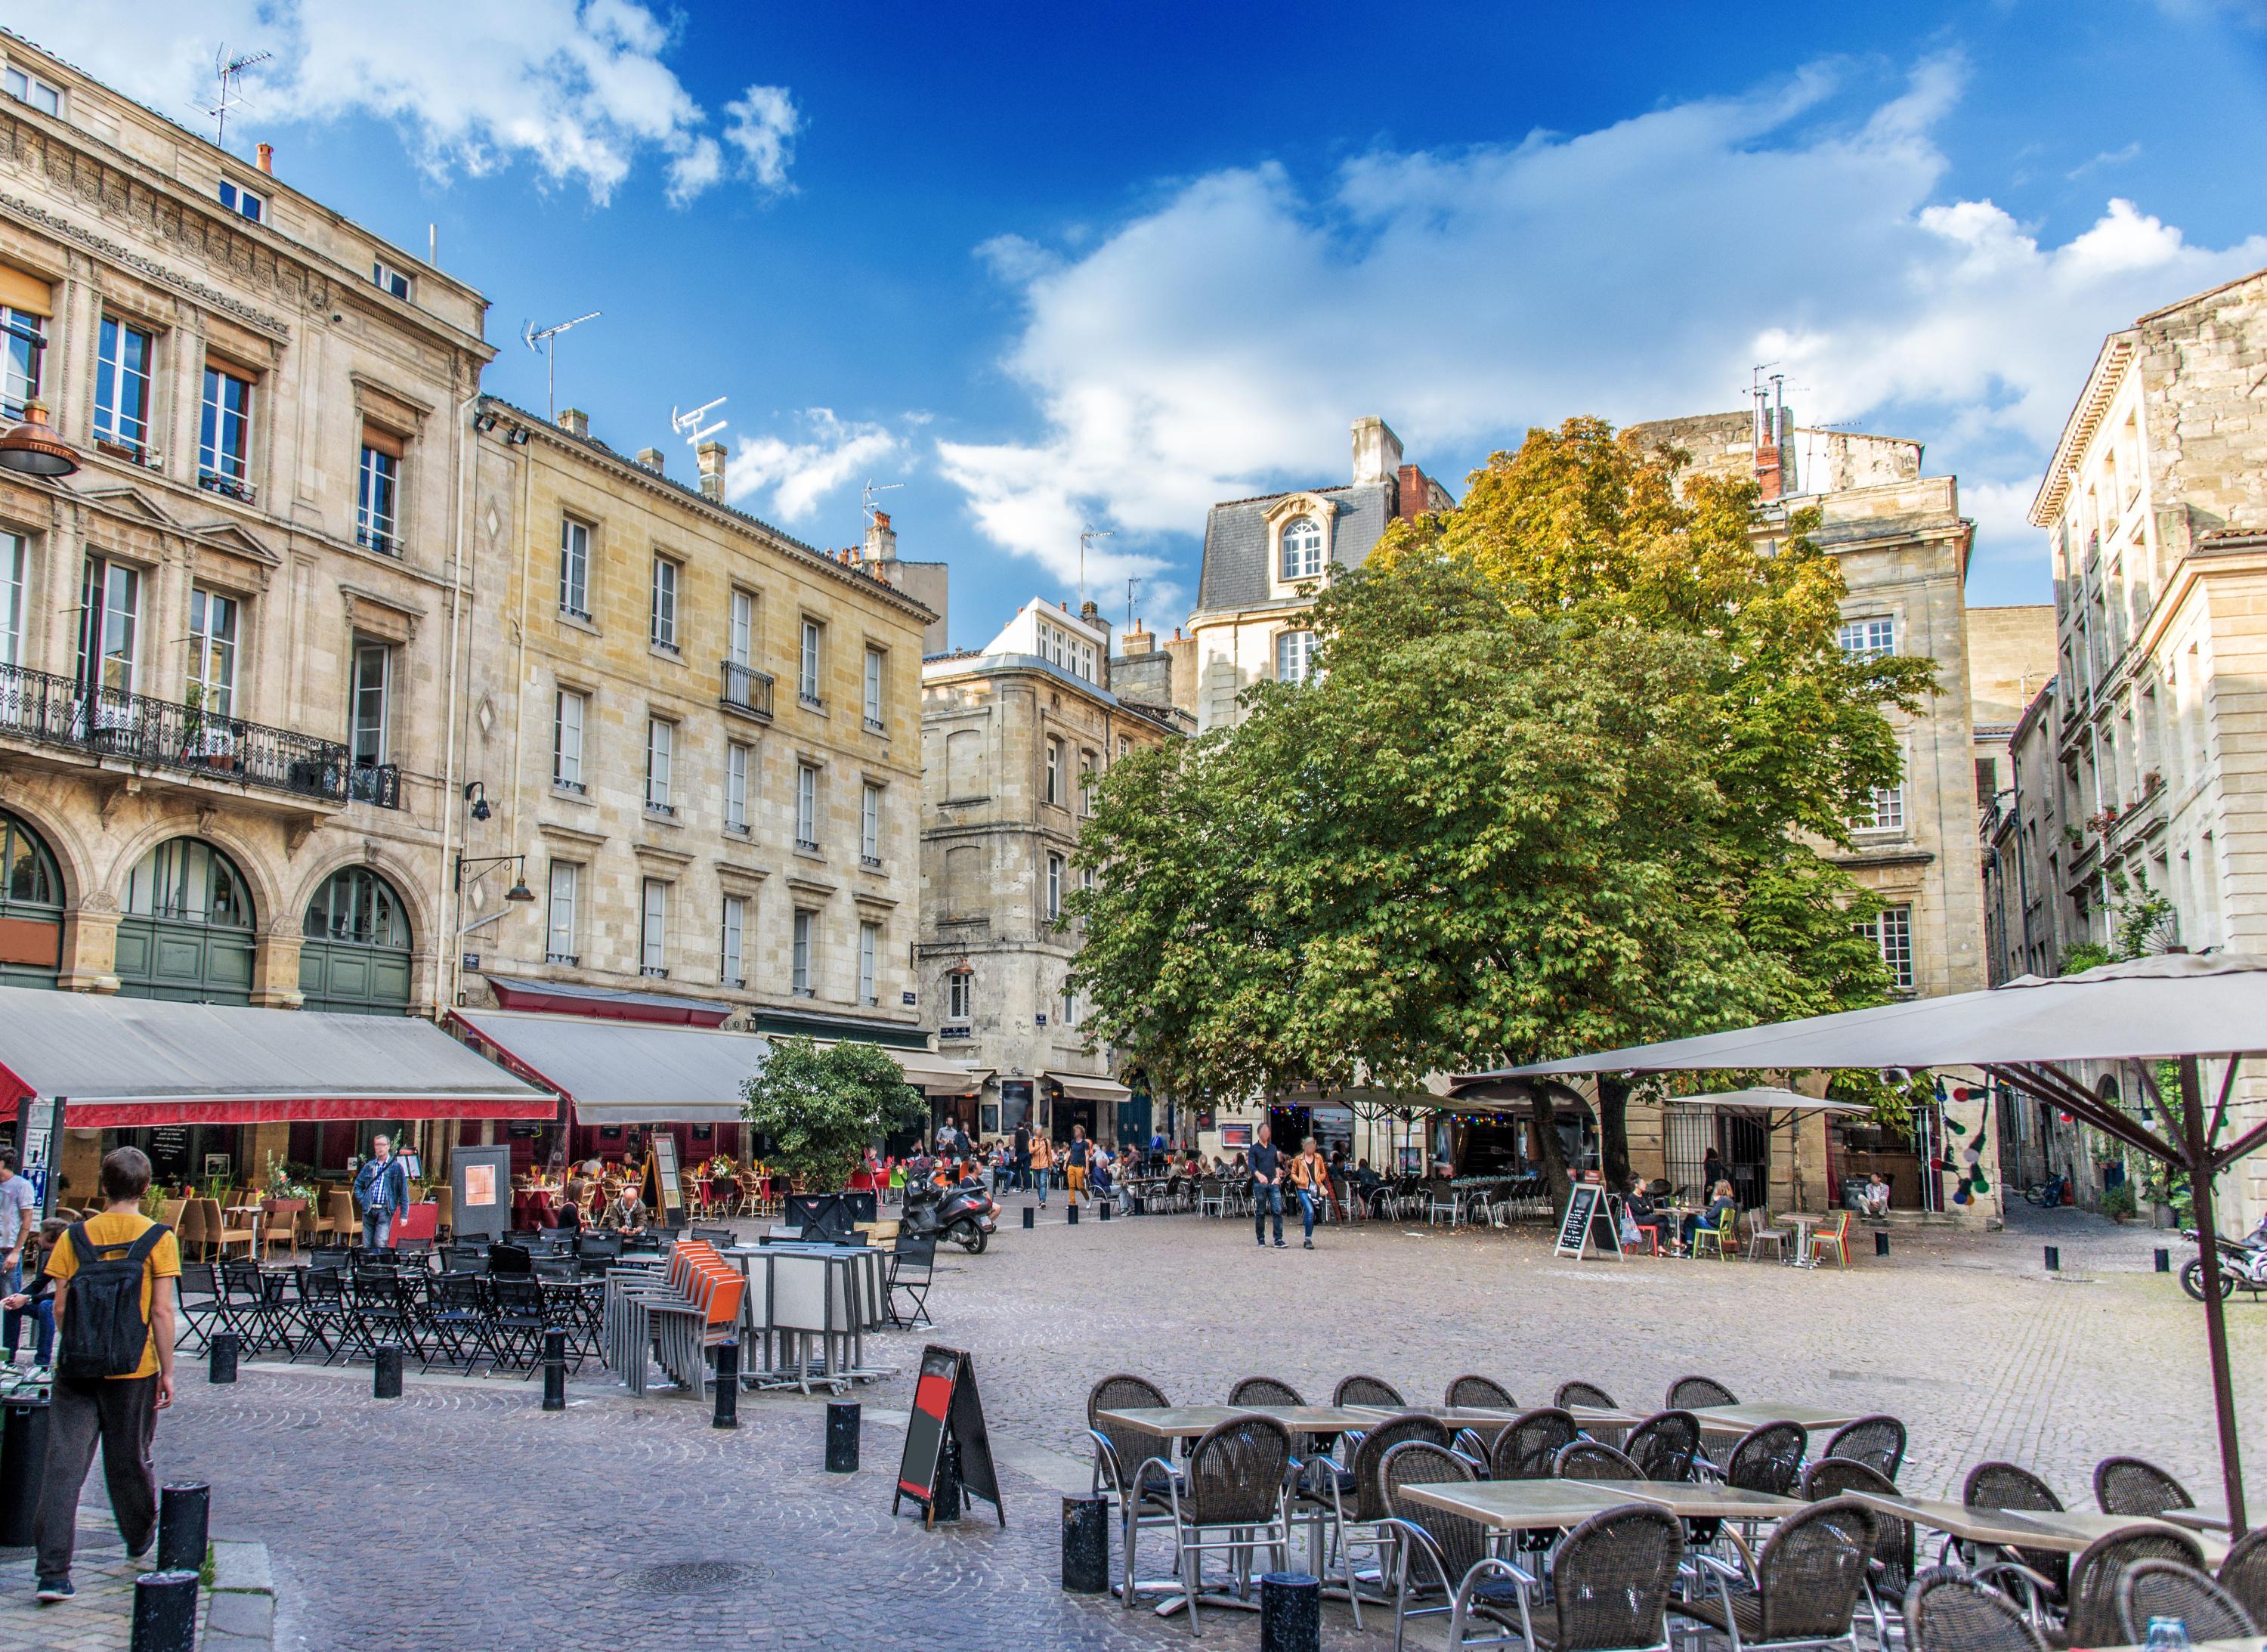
1622 1411 1702 1483
1378 1441 1528 1652
1446 1374 1517 1409
1337 1374 1405 1408
1305 1414 1453 1626
1668 1375 1739 1409
1161 1415 1295 1633
1229 1375 1306 1407
1554 1439 1643 1481
2219 1527 2267 1624
2117 1559 2259 1642
1490 1407 1579 1480
1087 1374 1175 1605
1554 1379 1616 1411
2062 1527 2206 1645
1824 1415 1907 1481
1904 1567 2051 1652
1675 1496 1877 1652
1805 1457 1914 1643
1963 1462 2069 1607
1513 1504 1685 1652
1724 1421 1809 1496
2093 1456 2195 1518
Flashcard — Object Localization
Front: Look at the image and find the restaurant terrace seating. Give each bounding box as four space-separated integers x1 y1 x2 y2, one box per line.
1553 1379 1614 1410
1507 1504 1684 1652
1229 1375 1304 1407
2115 1560 2258 1642
1446 1374 1515 1409
1724 1421 1808 1496
1963 1460 2070 1605
2219 1527 2267 1623
1489 1408 1578 1480
1805 1458 1916 1638
1375 1440 1520 1652
1825 1414 1908 1480
2061 1525 2206 1646
1675 1497 1877 1652
1335 1374 1403 1408
1622 1410 1701 1482
1904 1567 2052 1652
1159 1415 1294 1633
2092 1455 2195 1518
1309 1414 1453 1625
1554 1439 1642 1480
175 1262 227 1353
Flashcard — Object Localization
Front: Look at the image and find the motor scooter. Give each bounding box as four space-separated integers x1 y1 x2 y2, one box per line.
903 1175 999 1254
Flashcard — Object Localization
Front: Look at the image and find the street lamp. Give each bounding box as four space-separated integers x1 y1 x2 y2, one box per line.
463 780 493 821
456 852 536 904
0 401 79 478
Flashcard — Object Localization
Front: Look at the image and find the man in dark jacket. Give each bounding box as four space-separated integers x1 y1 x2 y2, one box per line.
354 1135 411 1249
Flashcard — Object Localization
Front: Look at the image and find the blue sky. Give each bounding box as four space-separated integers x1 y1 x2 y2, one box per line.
22 1 2267 645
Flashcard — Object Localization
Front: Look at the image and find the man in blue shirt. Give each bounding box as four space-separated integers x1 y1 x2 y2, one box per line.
354 1135 410 1250
1248 1125 1285 1248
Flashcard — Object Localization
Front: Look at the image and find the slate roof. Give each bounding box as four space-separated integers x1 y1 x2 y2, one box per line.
1193 480 1394 616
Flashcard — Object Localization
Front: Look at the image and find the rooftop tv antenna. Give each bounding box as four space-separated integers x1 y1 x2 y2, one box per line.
861 478 904 525
522 311 601 422
671 397 728 450
1078 527 1114 608
1125 574 1143 633
203 47 272 146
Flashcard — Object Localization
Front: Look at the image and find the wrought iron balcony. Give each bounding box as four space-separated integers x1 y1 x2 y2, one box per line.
719 660 773 720
0 660 398 809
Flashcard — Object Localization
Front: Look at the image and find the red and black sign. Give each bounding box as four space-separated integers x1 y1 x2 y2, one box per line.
892 1344 1004 1527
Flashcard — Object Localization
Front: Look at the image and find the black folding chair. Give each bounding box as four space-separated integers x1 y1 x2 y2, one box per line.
888 1233 936 1327
424 1272 490 1373
293 1268 351 1365
349 1271 424 1363
486 1275 549 1375
175 1261 230 1354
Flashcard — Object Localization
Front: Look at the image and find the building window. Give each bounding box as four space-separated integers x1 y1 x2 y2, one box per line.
1061 982 1077 1028
725 742 750 834
76 556 139 698
728 589 755 667
799 619 824 707
370 259 411 301
792 909 815 996
650 555 679 651
1854 784 1905 832
1280 515 1324 580
93 317 153 456
0 304 44 420
558 518 591 620
552 689 586 791
1045 737 1063 806
1276 630 1316 684
947 969 973 1021
721 895 747 988
185 586 239 724
858 920 880 1006
546 861 579 965
863 645 886 730
3 66 63 114
357 436 401 554
199 365 253 495
1079 750 1096 815
1118 735 1130 760
1047 852 1064 920
1854 903 1915 992
1838 617 1896 662
639 879 669 977
0 531 22 667
645 717 675 815
347 642 391 781
1083 864 1096 894
796 763 820 852
861 781 882 866
217 180 264 223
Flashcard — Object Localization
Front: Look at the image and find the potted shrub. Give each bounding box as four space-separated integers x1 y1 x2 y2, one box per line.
2099 1182 2138 1223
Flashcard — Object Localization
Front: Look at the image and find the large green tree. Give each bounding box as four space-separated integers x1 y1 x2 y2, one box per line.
741 1037 926 1191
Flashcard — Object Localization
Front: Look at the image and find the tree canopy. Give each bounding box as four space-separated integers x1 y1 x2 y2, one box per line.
740 1036 926 1190
1069 418 1937 1190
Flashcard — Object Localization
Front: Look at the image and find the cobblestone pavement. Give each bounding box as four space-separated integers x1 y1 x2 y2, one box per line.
40 1195 2265 1652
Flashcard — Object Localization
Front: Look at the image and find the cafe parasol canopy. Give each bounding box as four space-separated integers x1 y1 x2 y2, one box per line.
1466 951 2267 1533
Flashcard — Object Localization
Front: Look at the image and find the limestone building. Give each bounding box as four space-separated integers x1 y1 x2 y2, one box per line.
920 598 1189 1147
1184 416 1453 731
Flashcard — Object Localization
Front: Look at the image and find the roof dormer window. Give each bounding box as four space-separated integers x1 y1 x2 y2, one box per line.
1280 515 1323 580
218 181 264 224
371 259 411 301
3 67 61 116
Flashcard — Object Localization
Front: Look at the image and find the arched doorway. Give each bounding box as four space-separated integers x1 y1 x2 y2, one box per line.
0 811 63 988
299 865 413 1014
115 838 255 1002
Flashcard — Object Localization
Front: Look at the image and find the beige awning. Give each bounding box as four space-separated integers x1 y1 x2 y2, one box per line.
1047 1071 1131 1104
808 1041 984 1097
451 1009 763 1125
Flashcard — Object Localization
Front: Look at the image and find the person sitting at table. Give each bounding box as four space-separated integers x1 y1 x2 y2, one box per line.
1680 1180 1740 1251
1354 1159 1386 1214
599 1188 646 1233
1624 1175 1671 1253
1090 1146 1119 1211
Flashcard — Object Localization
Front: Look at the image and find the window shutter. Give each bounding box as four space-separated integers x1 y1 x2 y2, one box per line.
360 424 406 459
0 265 54 317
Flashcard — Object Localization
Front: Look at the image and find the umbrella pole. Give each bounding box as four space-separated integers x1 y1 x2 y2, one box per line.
2181 1055 2248 1535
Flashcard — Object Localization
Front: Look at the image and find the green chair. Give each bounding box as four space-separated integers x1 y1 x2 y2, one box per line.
1693 1208 1737 1261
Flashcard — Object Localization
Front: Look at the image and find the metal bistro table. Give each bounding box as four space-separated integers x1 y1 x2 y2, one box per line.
1842 1492 2234 1569
1355 1403 1645 1443
725 1241 889 1394
1686 1402 1866 1439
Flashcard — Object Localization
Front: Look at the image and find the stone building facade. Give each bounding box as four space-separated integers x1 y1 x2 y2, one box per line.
920 599 1188 1146
455 401 933 1049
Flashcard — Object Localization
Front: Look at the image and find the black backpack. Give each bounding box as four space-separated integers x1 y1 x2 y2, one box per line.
56 1220 171 1380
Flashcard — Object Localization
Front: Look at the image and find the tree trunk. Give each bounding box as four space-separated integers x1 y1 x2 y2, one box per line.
1527 1084 1572 1210
1597 1074 1634 1191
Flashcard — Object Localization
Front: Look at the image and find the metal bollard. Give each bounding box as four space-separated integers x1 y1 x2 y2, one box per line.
1874 1230 1889 1258
1062 1493 1110 1592
1098 1199 1111 1222
2044 1245 2060 1273
156 1482 209 1573
373 1342 404 1399
712 1340 740 1429
209 1331 240 1384
826 1400 861 1471
128 1569 199 1652
1258 1571 1322 1652
542 1327 568 1410
1067 1202 1080 1226
1022 1205 1035 1230
2156 1247 2171 1273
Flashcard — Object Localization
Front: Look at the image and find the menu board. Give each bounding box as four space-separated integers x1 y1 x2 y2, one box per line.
892 1344 1004 1527
1554 1184 1608 1260
648 1134 684 1224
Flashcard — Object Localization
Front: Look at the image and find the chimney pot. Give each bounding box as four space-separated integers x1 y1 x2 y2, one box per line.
559 407 589 440
696 439 726 503
255 142 274 175
635 447 664 474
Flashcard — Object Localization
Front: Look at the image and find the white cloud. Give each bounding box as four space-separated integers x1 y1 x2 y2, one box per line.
8 2 795 204
944 55 2267 593
727 409 901 524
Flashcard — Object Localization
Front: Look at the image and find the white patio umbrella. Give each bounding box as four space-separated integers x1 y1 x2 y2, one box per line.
1456 951 2267 1533
1658 1087 1870 1212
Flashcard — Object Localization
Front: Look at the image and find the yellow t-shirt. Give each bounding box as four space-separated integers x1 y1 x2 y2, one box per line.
47 1211 181 1380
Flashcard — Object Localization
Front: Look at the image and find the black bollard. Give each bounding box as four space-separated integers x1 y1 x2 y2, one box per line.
373 1342 404 1399
128 1569 199 1652
712 1340 740 1429
0 1394 49 1546
1258 1571 1322 1652
209 1331 239 1384
1874 1230 1890 1258
1098 1199 1111 1222
2043 1245 2060 1273
1067 1202 1079 1226
1022 1205 1035 1230
1062 1493 1110 1592
2156 1247 2172 1273
826 1400 861 1471
156 1482 209 1573
542 1327 568 1410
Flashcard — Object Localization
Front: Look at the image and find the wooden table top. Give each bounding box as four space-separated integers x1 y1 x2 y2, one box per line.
1096 1404 1386 1437
1391 1477 1635 1530
1578 1480 1805 1520
1687 1403 1865 1436
1844 1493 2231 1564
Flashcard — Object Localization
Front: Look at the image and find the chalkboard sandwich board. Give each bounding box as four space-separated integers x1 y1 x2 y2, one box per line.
1553 1184 1624 1261
892 1344 1004 1527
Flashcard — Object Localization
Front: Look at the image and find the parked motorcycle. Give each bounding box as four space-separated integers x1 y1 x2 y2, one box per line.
2178 1225 2267 1302
903 1176 998 1254
2024 1173 2071 1208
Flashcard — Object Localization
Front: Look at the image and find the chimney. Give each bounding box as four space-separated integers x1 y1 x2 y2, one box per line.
635 447 664 474
558 407 589 440
255 143 274 175
864 508 898 563
697 440 726 503
1351 416 1404 487
1119 623 1155 657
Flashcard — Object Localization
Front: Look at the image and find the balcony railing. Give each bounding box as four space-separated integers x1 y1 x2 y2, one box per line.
0 660 397 808
719 660 773 720
199 469 256 506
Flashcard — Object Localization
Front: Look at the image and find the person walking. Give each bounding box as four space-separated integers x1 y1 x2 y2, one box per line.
33 1146 178 1603
0 1149 35 1310
1250 1124 1285 1248
1065 1125 1090 1205
1029 1131 1055 1208
1012 1118 1032 1195
1289 1136 1332 1248
354 1134 410 1250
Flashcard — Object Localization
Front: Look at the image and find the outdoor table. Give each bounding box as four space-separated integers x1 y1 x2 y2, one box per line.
1391 1476 1638 1533
1783 1213 1824 1267
2159 1505 2236 1534
1356 1403 1644 1437
1686 1402 1865 1437
1095 1403 1384 1440
1841 1492 2233 1567
1576 1479 1805 1521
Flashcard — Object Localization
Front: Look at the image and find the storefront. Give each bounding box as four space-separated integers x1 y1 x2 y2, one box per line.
1045 1071 1131 1146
